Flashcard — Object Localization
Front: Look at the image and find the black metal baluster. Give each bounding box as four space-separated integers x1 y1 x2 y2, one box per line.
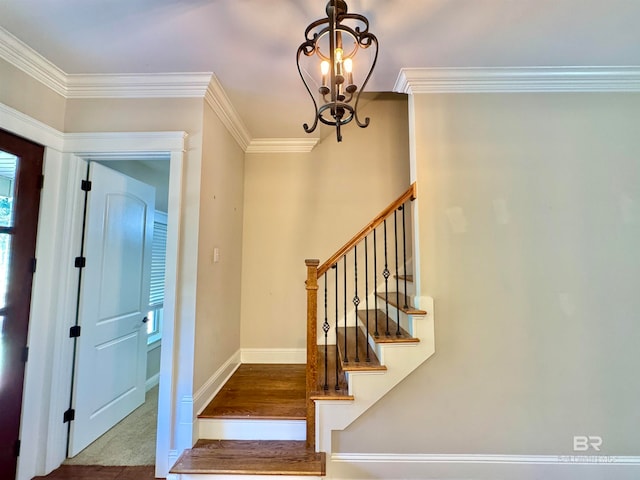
373 228 379 337
364 236 371 362
323 274 329 391
383 219 390 336
395 209 401 336
402 203 408 309
333 264 339 390
343 254 348 363
353 245 360 362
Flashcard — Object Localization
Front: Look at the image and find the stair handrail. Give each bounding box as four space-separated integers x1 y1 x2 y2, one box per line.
304 182 417 450
317 183 417 277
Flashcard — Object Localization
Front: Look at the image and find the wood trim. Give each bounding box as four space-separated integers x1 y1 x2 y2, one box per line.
304 259 320 450
318 183 417 277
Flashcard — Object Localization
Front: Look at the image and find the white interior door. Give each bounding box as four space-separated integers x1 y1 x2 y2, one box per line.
69 162 155 456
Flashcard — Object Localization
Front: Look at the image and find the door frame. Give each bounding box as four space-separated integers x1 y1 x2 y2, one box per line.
52 136 186 478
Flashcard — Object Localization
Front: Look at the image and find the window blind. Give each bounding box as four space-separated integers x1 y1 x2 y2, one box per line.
149 215 167 308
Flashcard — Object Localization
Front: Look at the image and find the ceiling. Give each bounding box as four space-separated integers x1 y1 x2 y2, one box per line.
1 0 639 139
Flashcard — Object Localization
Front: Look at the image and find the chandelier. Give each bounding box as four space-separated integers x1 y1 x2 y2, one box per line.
297 0 378 142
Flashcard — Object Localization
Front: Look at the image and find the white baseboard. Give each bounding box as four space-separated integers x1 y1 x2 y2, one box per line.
240 348 306 364
329 453 640 480
199 418 305 441
194 349 241 416
332 453 640 465
145 373 160 392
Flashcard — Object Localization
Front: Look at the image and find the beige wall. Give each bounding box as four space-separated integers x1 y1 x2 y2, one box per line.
240 94 410 349
0 59 66 131
336 93 640 459
147 342 162 382
193 102 245 392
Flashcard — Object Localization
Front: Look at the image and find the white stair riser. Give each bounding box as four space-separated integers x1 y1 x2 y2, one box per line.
198 418 305 441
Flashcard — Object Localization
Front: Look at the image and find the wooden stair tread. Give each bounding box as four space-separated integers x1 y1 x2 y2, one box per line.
337 327 386 371
396 274 414 282
312 345 352 400
376 292 427 315
358 309 419 343
198 364 306 420
171 440 325 476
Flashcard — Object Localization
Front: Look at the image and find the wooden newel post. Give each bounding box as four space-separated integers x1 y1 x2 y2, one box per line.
305 259 320 450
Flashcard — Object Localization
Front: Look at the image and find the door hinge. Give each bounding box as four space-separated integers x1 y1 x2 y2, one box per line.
69 325 81 338
30 258 37 273
22 346 28 363
81 179 92 192
14 439 20 457
63 408 75 423
74 256 86 268
38 174 44 190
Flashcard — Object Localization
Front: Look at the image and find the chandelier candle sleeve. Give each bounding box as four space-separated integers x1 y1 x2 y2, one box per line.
297 0 379 142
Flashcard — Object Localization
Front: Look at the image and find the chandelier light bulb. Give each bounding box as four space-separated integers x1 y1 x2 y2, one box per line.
344 58 353 73
321 61 330 76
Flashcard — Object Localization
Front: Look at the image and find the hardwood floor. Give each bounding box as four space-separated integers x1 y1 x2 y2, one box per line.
32 465 158 480
198 363 306 420
170 440 325 476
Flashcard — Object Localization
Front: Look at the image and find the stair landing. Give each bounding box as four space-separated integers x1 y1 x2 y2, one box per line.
199 364 306 420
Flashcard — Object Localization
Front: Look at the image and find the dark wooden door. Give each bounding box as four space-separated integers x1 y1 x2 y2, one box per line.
0 129 44 480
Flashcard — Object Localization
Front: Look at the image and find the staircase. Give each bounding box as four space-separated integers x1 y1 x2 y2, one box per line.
170 183 435 479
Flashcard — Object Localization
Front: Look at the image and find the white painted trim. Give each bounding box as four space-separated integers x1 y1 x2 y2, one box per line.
0 103 65 150
332 452 640 466
245 138 319 154
146 373 160 392
65 73 213 98
0 27 67 97
204 75 252 151
394 66 640 94
63 131 187 154
156 148 187 477
193 350 241 415
240 348 306 364
42 154 87 477
198 418 306 441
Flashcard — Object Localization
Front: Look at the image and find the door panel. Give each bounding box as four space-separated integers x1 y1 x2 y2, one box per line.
69 162 154 456
0 129 44 480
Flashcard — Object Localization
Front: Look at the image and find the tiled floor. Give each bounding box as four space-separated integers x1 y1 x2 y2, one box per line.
32 465 159 480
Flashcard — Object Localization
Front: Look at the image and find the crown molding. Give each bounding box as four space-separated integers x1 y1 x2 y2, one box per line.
65 73 213 98
0 27 67 97
394 67 640 94
204 75 252 151
63 131 187 154
246 138 318 154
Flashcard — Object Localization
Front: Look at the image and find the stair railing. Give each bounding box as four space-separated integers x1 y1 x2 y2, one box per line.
304 182 417 449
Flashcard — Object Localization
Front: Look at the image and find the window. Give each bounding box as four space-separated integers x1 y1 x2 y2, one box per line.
147 211 167 344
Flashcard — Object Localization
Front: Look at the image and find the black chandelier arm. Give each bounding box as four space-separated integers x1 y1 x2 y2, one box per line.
303 20 330 51
339 13 372 36
353 34 378 128
297 46 320 134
